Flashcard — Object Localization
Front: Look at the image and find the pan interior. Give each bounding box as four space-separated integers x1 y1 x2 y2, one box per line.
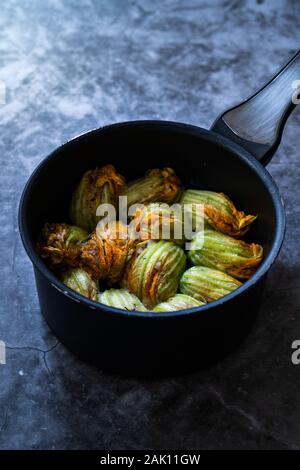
22 121 280 261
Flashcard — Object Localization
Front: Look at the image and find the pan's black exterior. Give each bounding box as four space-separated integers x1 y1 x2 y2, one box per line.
34 265 266 376
19 51 299 375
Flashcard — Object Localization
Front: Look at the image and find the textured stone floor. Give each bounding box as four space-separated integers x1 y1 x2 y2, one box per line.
0 0 299 450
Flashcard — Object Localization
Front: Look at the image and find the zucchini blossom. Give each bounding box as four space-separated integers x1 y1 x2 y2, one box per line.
180 190 257 238
81 221 134 285
189 229 263 280
122 168 181 208
98 288 148 311
153 293 205 312
129 203 184 244
180 266 242 302
61 267 99 300
38 223 88 268
124 240 186 309
70 164 125 232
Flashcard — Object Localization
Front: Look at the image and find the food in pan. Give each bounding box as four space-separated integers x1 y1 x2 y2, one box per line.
180 189 257 237
61 267 98 301
38 223 88 268
122 240 186 309
180 266 242 303
188 229 263 280
98 288 148 312
70 164 125 232
129 203 184 244
121 167 181 207
153 294 205 312
38 164 262 312
80 221 133 285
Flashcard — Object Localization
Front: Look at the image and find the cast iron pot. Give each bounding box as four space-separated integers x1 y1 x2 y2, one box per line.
19 51 299 376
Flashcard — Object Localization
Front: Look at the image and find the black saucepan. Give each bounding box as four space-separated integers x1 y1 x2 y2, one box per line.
19 51 299 376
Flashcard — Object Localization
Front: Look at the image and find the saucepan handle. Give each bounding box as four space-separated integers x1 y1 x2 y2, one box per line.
211 50 300 166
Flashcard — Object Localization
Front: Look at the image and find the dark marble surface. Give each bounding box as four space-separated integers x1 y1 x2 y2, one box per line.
0 0 299 450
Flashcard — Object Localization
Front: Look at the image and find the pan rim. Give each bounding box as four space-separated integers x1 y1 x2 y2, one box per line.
18 120 286 319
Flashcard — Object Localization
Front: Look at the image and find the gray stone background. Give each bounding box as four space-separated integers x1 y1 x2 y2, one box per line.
0 0 299 450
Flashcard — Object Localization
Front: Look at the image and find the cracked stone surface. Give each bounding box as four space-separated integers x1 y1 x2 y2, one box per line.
0 0 300 450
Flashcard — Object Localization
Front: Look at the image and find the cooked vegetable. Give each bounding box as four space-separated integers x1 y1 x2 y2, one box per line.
38 223 88 268
124 240 186 309
70 164 125 232
153 293 205 312
188 229 263 280
98 288 148 311
61 268 98 300
180 190 256 238
39 162 263 312
81 221 133 285
130 203 184 244
180 266 242 302
122 168 181 207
